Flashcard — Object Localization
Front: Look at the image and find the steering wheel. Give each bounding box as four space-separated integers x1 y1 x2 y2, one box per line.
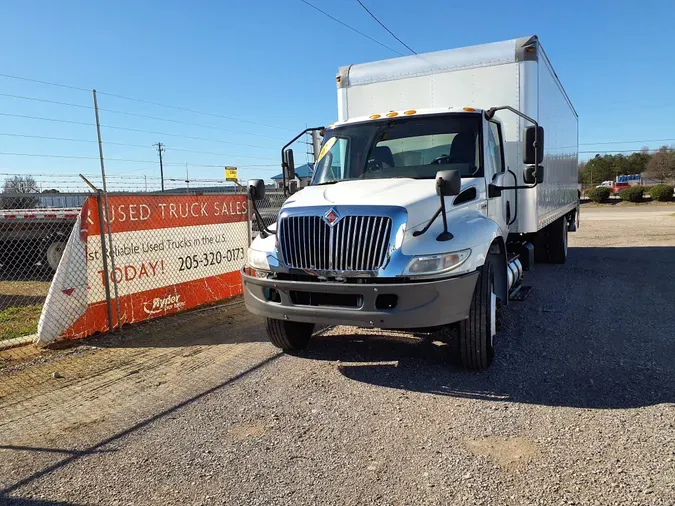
365 158 390 173
431 154 460 165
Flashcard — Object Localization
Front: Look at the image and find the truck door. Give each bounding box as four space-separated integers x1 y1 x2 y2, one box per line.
486 120 509 234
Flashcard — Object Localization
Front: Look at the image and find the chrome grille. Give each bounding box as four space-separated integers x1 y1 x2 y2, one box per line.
280 215 392 271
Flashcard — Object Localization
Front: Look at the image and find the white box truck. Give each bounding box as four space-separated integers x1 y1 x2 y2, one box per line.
243 35 579 370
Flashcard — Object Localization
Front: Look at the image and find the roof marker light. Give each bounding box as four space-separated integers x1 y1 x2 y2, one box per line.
463 107 476 112
404 110 416 115
386 111 399 117
369 114 381 119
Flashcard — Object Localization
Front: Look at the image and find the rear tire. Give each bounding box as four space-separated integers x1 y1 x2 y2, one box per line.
44 238 67 272
265 318 314 351
457 262 497 371
534 216 568 264
548 217 568 264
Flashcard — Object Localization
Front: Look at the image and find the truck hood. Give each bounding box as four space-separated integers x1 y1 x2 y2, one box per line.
281 178 482 230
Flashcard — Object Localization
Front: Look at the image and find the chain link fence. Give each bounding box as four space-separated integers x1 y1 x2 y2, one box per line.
0 197 83 345
251 189 286 237
0 182 269 340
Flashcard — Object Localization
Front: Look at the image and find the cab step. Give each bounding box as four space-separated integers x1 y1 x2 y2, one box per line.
509 285 533 301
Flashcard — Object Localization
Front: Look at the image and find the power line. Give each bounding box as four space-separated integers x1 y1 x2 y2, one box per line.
355 0 416 55
298 0 404 56
0 133 278 161
0 171 280 180
0 92 287 140
0 152 279 167
96 91 295 132
0 112 279 151
0 73 90 92
0 72 295 132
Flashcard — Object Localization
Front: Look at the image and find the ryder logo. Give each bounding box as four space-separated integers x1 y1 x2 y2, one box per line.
143 294 185 315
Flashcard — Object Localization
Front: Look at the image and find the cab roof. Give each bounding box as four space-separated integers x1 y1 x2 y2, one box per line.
327 107 484 129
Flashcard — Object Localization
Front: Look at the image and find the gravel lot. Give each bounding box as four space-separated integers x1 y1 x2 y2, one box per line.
2 205 674 505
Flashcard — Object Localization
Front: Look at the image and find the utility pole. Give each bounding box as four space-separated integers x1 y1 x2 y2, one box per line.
153 142 165 191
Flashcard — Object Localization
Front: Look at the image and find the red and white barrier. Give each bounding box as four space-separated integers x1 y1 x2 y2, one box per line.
0 208 80 221
37 194 248 346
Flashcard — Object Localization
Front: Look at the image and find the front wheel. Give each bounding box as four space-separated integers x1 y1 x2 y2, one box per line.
457 262 498 370
265 318 314 351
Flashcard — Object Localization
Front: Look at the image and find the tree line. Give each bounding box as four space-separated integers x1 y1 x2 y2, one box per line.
0 175 60 209
579 146 675 184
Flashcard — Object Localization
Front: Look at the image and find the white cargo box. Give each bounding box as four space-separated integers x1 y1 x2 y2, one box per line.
337 35 578 233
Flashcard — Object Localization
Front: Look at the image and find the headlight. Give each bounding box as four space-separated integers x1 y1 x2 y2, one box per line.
403 249 470 276
247 249 270 271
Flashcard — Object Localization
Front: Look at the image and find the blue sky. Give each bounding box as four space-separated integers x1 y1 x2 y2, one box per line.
1 0 674 189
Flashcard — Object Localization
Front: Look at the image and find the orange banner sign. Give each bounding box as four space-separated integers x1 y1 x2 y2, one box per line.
37 194 249 346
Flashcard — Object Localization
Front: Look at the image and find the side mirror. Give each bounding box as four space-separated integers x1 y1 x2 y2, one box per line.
523 165 544 185
247 179 266 201
523 126 544 165
283 149 295 180
288 180 298 194
436 170 461 197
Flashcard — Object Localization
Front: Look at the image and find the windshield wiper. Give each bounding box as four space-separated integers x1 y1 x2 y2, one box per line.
314 180 341 186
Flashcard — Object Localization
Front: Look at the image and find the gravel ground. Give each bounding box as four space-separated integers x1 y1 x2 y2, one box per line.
2 206 675 505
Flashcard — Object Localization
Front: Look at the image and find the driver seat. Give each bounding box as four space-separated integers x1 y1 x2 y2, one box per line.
449 133 476 174
370 146 395 167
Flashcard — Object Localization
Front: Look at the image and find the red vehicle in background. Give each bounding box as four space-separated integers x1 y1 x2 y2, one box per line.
613 182 631 194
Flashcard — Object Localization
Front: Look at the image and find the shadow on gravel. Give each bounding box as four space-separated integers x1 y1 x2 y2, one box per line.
301 247 675 410
0 354 280 497
0 445 117 456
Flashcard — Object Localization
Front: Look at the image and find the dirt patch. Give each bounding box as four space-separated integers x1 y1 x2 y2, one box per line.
229 423 266 440
465 436 538 468
0 280 50 298
62 417 106 432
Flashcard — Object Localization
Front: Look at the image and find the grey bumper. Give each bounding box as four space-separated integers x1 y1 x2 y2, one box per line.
242 269 479 329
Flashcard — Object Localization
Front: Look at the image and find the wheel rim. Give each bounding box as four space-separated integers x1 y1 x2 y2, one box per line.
47 242 65 270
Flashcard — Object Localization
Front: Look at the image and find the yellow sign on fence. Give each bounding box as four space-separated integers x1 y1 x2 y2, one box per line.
225 166 238 182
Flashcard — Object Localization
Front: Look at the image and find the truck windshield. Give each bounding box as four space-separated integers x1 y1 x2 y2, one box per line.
312 113 482 185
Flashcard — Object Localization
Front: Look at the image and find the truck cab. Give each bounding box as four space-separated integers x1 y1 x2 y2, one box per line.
242 36 578 370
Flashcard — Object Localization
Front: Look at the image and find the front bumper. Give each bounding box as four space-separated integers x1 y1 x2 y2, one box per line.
241 268 479 329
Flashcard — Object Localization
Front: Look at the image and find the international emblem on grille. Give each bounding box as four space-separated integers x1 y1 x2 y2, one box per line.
324 208 340 226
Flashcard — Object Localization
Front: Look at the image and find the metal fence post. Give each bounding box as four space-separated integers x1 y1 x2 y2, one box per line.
247 194 252 246
92 90 122 330
96 192 114 332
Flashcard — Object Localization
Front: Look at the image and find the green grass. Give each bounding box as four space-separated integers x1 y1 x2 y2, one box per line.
0 305 42 341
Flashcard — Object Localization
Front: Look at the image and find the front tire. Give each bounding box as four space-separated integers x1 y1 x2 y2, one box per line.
457 262 497 370
265 318 314 351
